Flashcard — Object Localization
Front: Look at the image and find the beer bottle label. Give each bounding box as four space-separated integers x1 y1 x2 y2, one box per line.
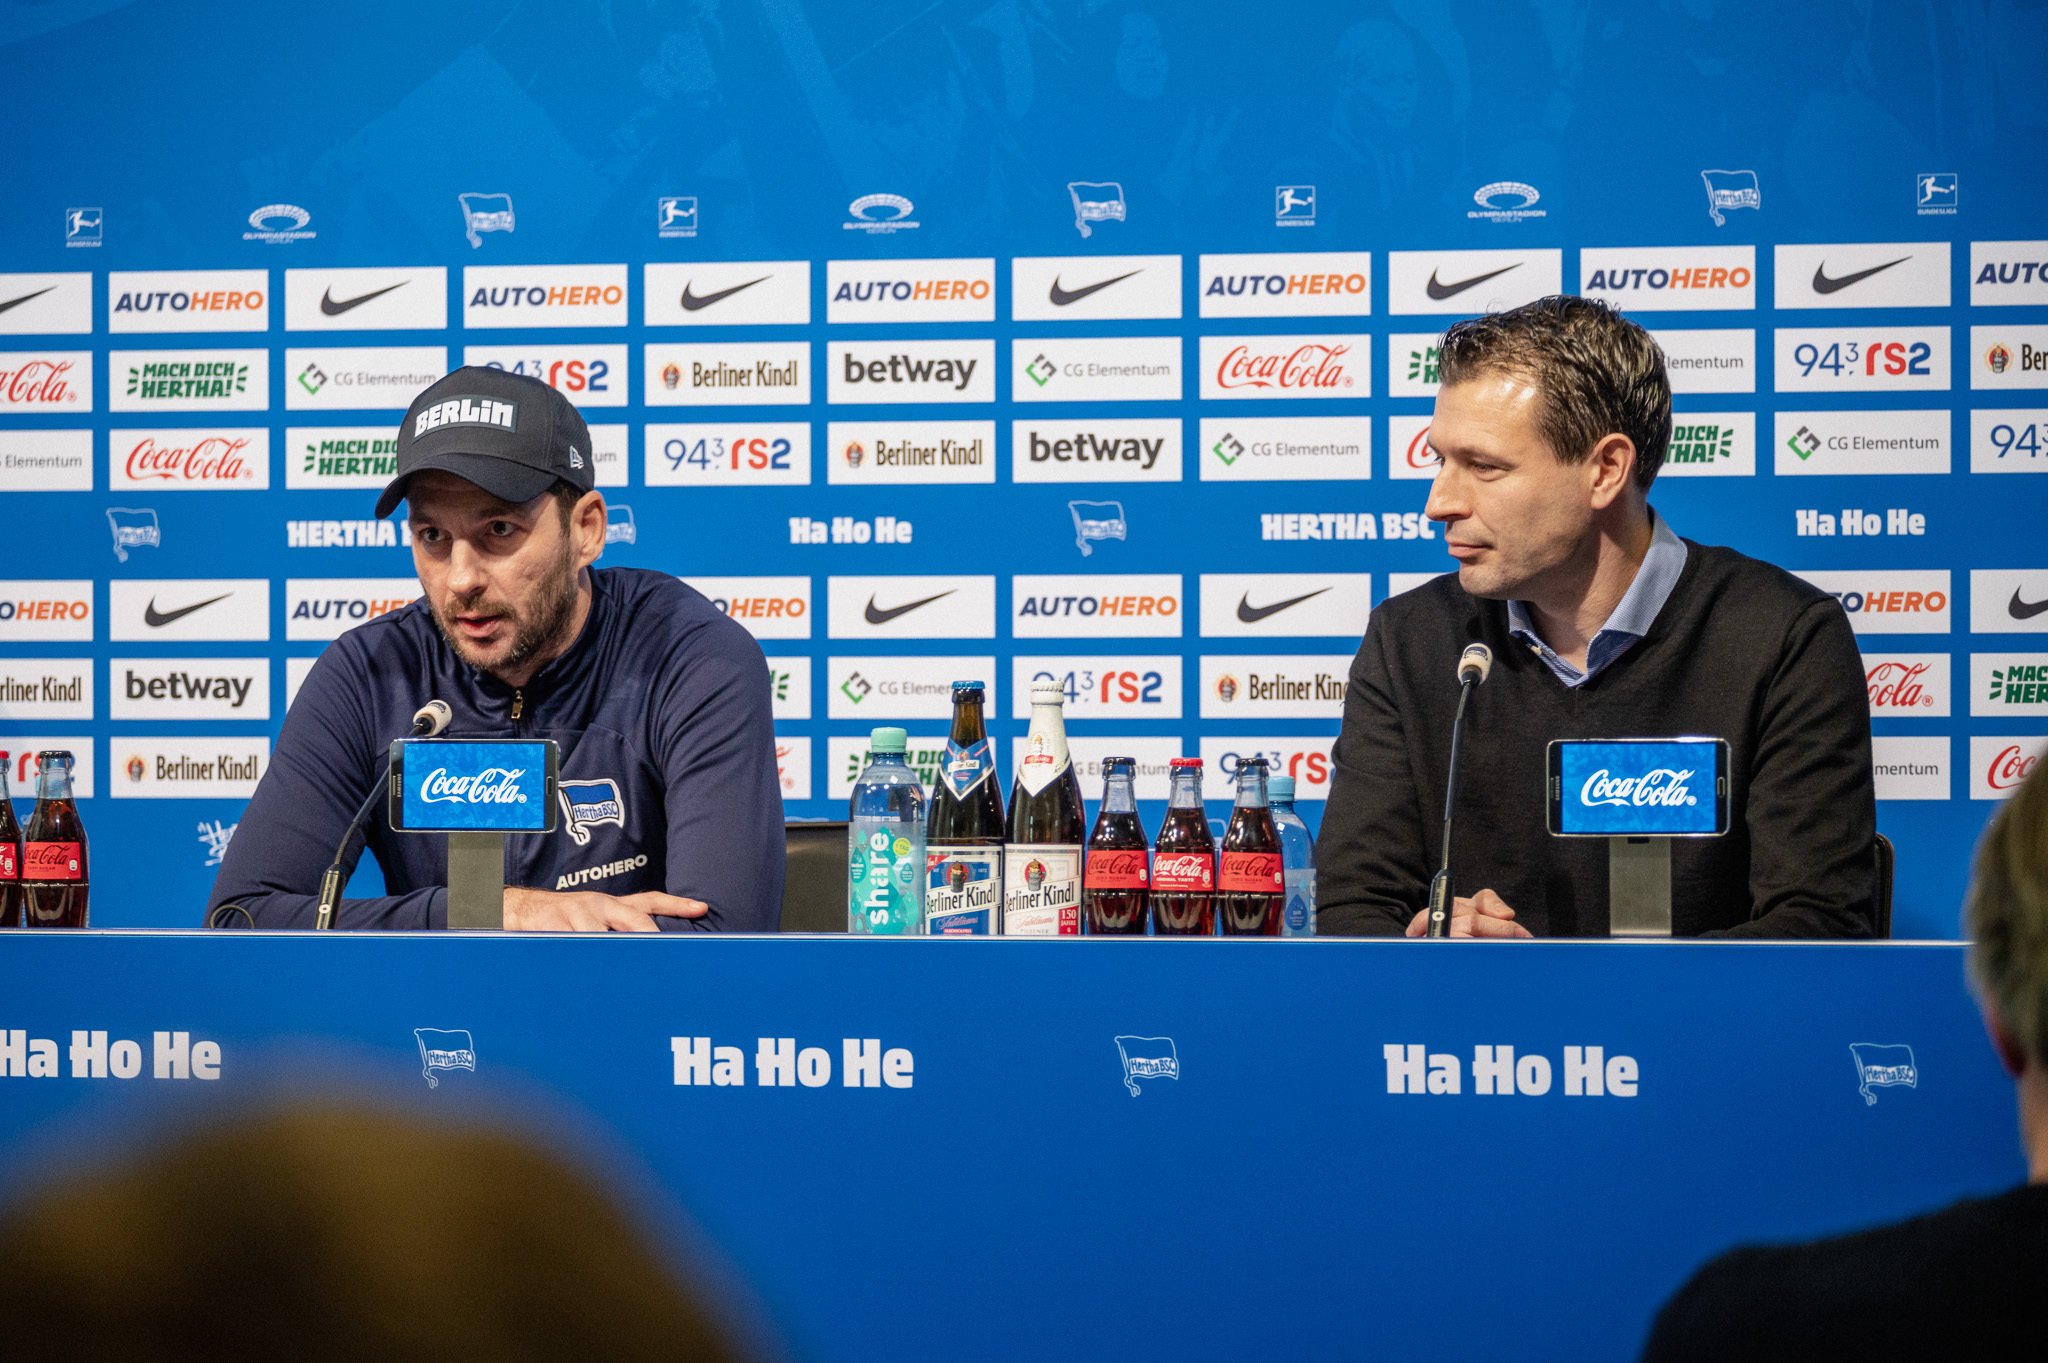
1015 727 1071 797
1002 844 1081 935
1152 853 1213 891
1218 851 1282 893
1084 848 1148 889
24 842 83 881
0 842 16 879
925 847 1001 935
940 738 996 800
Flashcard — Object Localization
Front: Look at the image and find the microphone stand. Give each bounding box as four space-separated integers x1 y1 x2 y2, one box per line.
315 704 446 931
1425 673 1480 939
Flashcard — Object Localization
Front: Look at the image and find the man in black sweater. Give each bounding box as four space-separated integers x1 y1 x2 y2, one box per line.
1316 296 1876 937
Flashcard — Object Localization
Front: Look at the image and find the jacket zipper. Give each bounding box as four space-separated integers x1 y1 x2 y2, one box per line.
510 689 524 723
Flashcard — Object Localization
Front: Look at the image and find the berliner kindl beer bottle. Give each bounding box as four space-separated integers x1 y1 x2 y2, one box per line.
1003 681 1085 935
22 750 87 929
926 681 1005 935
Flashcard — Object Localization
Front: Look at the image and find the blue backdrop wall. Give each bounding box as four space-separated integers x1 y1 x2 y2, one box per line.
1 0 2044 935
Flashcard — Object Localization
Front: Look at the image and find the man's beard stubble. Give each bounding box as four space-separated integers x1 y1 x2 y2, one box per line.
431 535 580 680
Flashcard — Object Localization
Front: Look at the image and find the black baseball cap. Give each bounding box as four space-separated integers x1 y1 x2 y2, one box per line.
376 366 594 518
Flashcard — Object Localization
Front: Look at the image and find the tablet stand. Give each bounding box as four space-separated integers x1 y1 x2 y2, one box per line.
1608 837 1672 937
446 832 505 930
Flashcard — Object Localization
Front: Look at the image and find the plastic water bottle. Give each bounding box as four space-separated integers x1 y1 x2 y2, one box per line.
848 727 926 934
1270 775 1316 938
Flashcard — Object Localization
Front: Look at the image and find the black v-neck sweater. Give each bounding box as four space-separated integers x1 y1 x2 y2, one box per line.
1314 540 1877 937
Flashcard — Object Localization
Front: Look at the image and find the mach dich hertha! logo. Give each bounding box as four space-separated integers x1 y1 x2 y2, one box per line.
1849 1043 1918 1106
1116 1036 1179 1096
415 1029 476 1088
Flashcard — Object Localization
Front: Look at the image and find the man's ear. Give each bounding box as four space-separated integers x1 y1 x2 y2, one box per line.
1984 1003 2030 1079
1585 433 1638 511
571 490 606 570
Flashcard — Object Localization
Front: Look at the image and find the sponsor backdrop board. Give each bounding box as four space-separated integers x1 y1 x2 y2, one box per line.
0 2 2044 936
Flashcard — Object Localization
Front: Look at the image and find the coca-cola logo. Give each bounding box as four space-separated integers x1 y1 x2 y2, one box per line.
1153 854 1208 877
1091 850 1149 877
24 842 81 877
1579 768 1699 808
1214 343 1355 392
1987 745 2039 792
1866 660 1937 710
418 767 530 805
1 359 77 406
122 434 253 485
1405 423 1436 472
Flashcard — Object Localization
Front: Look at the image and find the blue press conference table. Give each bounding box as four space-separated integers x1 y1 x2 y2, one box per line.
0 932 2023 1361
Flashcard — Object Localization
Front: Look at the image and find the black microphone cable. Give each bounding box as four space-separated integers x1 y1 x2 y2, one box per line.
315 701 450 931
1425 644 1492 938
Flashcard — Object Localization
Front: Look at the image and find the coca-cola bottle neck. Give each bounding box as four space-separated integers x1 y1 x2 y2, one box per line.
1233 762 1269 808
1168 767 1204 808
34 755 74 803
1100 763 1136 813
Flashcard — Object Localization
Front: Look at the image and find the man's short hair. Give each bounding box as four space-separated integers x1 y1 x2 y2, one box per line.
1968 756 2048 1065
1436 295 1673 490
549 478 584 525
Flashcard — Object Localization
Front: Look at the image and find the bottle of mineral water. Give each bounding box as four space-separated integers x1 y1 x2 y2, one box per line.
1270 775 1316 938
848 727 926 935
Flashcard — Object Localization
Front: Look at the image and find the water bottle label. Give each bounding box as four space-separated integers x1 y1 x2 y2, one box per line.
1283 867 1314 932
848 827 921 934
926 846 1000 934
1218 851 1281 892
940 738 996 800
1002 844 1080 935
23 842 82 881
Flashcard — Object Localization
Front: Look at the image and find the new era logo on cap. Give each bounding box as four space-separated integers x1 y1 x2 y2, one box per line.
413 396 518 439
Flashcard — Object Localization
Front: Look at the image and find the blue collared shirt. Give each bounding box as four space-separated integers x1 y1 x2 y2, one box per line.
1505 512 1689 688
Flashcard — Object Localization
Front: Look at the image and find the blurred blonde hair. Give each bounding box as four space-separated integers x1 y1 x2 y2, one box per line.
1968 753 2048 1064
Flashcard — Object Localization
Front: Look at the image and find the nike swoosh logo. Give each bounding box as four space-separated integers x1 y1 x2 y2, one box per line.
1425 263 1519 301
2011 588 2048 621
320 281 408 315
1811 257 1909 295
1236 587 1330 624
143 593 231 628
681 277 769 311
864 590 955 625
0 286 56 315
1049 270 1140 306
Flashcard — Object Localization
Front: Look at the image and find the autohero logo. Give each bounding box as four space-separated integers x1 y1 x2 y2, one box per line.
1012 337 1181 403
1011 574 1183 639
1774 410 1949 476
0 660 92 721
1199 573 1373 638
1197 252 1371 320
0 582 93 642
679 575 811 641
1260 511 1430 542
288 426 398 490
284 578 421 642
462 347 623 407
1012 418 1180 484
244 203 314 244
647 423 810 488
827 258 994 324
644 261 811 327
111 580 270 643
1862 654 1949 716
1198 417 1371 483
1794 570 1951 635
111 738 267 799
0 352 91 412
2 431 92 493
111 658 270 720
110 349 267 412
0 272 91 335
1010 657 1182 719
671 1036 914 1090
107 270 269 333
1773 243 1952 310
1971 326 2048 391
1011 255 1182 322
1201 335 1367 400
0 1029 222 1082
1577 247 1755 311
1973 654 2048 717
645 342 809 406
1660 414 1756 478
1973 735 2048 800
284 268 447 331
1387 249 1562 315
1774 327 1950 393
827 575 995 640
111 428 269 490
827 656 994 720
827 420 993 485
1971 570 2048 635
1650 329 1755 394
844 193 919 234
1382 1045 1639 1098
1199 655 1349 718
828 341 994 404
461 265 628 328
1970 242 2048 308
1198 738 1333 801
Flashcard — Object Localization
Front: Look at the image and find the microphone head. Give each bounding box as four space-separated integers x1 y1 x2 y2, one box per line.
413 700 452 736
1457 643 1493 685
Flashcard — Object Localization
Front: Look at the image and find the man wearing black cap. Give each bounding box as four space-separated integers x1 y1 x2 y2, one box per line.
207 367 786 931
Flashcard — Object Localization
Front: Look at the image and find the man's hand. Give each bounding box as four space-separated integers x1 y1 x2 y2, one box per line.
502 887 708 933
1405 888 1534 939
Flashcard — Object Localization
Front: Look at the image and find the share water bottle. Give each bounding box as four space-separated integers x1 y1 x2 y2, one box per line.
848 727 925 935
1270 776 1316 938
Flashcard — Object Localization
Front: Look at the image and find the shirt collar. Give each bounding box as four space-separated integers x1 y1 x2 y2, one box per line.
1505 511 1688 687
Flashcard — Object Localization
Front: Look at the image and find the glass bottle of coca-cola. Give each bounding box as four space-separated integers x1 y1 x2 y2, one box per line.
0 760 22 928
1217 757 1282 936
1003 680 1086 935
1152 757 1216 936
926 681 1005 935
22 750 87 928
1084 757 1148 934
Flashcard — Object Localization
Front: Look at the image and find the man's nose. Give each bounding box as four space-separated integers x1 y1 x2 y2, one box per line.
1423 463 1466 524
444 538 486 597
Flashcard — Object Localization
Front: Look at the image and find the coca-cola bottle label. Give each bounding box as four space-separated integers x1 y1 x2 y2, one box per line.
941 738 996 800
0 843 15 879
1152 853 1214 891
24 842 83 881
1002 844 1081 935
1015 729 1071 797
1085 848 1148 889
925 847 1001 934
1218 851 1281 892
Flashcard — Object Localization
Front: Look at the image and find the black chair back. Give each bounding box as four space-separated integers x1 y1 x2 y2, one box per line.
781 821 849 933
1873 832 1894 939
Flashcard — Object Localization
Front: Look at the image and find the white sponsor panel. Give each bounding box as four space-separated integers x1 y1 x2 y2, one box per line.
461 346 627 406
1972 734 2048 800
1974 653 2048 717
1197 252 1371 319
1011 417 1179 484
827 734 948 802
587 423 627 488
107 269 268 333
284 656 319 711
109 349 267 412
645 422 810 487
1970 326 2048 391
1199 654 1349 718
1199 334 1369 400
0 272 92 334
286 426 398 490
828 259 995 324
1872 736 1950 800
764 656 812 720
1793 570 1950 635
1972 569 2048 635
1067 737 1182 802
0 659 92 720
0 352 91 412
645 261 811 326
828 340 995 405
110 658 269 720
829 420 996 485
1011 574 1184 639
828 656 996 720
1577 246 1756 311
1200 573 1372 639
645 342 810 406
773 734 812 802
0 738 94 797
827 575 995 640
1198 737 1336 802
1198 416 1370 482
681 575 812 641
1387 333 1443 397
1861 653 1949 716
1652 329 1755 394
1012 336 1181 403
1388 414 1438 481
110 737 268 799
285 346 447 411
1970 242 2048 307
1774 327 1950 393
1773 410 1949 476
1012 255 1181 321
1011 656 1183 719
0 581 93 642
1387 249 1563 315
284 268 447 331
1972 409 2048 473
283 578 419 642
109 428 268 491
1773 242 1951 310
1662 412 1756 477
0 430 92 491
110 580 269 642
1386 572 1451 599
462 265 628 328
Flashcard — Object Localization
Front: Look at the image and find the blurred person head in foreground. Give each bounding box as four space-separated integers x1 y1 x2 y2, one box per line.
0 1103 743 1363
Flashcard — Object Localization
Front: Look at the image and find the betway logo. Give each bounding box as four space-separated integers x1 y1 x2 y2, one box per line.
113 658 269 720
1013 418 1181 484
123 667 255 709
829 341 994 403
1199 336 1367 400
113 429 268 490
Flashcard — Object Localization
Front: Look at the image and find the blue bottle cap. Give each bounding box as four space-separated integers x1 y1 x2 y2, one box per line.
870 727 908 754
1268 776 1295 800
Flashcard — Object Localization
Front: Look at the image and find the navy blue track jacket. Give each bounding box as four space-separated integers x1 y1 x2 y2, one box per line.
208 567 785 930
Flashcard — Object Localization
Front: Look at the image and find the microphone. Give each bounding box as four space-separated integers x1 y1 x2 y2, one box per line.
1425 644 1492 938
315 701 451 930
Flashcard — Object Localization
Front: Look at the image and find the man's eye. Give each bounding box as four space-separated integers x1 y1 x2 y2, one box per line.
414 526 441 543
489 521 516 537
